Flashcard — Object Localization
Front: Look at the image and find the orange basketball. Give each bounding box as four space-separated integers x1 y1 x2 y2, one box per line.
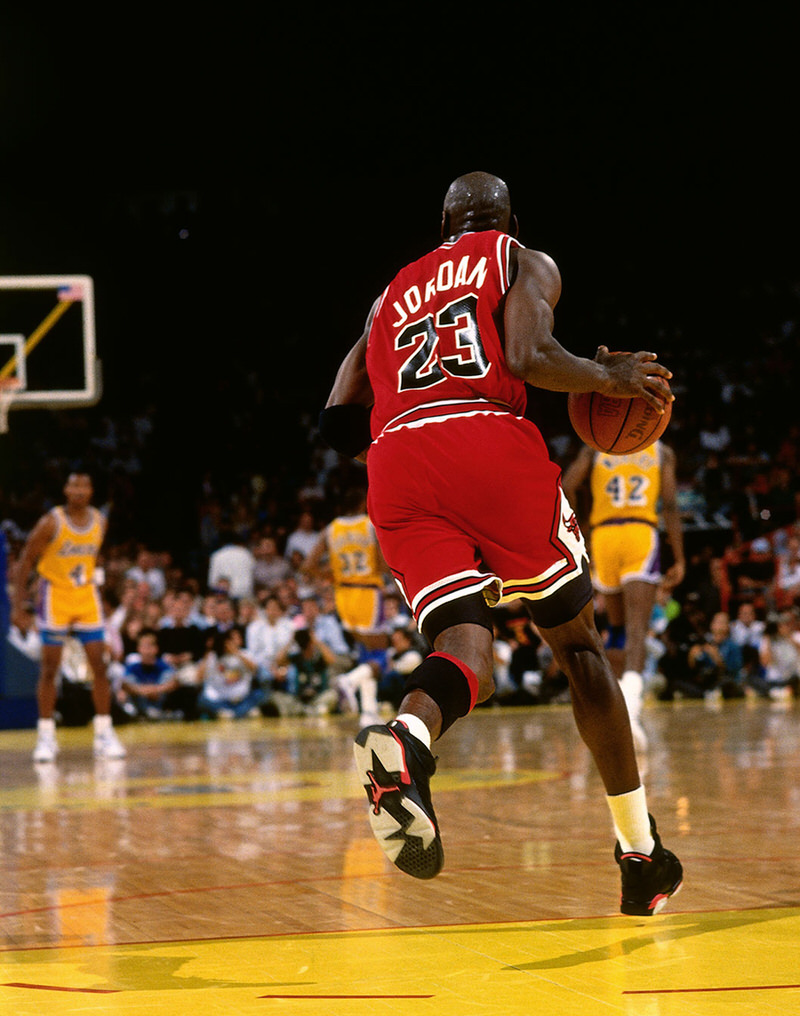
567 386 672 454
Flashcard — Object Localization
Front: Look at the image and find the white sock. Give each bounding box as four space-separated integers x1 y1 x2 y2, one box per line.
38 717 56 736
93 713 112 733
395 712 431 749
606 785 655 855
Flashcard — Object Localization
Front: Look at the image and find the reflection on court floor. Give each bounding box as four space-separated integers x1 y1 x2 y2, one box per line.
1 700 799 1015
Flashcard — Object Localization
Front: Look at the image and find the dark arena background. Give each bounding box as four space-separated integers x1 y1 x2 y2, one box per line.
1 9 799 1014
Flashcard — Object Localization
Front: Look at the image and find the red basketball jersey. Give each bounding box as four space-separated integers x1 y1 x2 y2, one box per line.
366 230 527 437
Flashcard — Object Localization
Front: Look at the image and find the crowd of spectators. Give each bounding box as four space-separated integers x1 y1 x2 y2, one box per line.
2 273 800 722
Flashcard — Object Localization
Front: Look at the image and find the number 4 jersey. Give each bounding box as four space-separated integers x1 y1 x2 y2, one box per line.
366 229 527 438
36 506 106 643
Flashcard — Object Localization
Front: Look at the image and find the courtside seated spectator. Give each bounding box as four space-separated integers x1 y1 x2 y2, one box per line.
117 629 181 719
754 612 800 701
196 627 263 719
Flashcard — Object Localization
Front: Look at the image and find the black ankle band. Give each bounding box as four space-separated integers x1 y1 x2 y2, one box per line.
403 652 477 738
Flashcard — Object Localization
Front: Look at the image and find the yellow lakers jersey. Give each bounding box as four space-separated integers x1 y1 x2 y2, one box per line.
589 443 662 527
328 514 382 587
37 506 105 589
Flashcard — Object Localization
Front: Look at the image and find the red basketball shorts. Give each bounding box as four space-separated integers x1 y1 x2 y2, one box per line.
367 411 589 633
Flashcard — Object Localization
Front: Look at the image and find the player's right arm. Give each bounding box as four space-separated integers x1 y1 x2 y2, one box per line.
503 248 673 412
11 513 56 626
319 299 379 462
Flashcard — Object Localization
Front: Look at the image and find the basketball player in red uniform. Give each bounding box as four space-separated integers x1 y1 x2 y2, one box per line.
319 172 682 915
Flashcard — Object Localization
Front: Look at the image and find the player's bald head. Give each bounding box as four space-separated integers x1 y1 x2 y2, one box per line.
442 172 514 239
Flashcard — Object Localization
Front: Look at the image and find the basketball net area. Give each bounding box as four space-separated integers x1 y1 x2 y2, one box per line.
0 275 101 435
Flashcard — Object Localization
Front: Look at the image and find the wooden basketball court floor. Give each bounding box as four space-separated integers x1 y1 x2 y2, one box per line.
1 697 799 1016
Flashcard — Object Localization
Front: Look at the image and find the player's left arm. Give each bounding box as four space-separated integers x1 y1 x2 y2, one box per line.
659 444 685 588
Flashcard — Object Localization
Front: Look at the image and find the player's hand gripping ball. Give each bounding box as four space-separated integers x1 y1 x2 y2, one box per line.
568 383 672 454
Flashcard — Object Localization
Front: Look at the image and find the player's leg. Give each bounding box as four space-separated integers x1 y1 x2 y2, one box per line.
621 578 658 675
353 595 493 880
616 538 661 749
33 642 64 762
539 599 640 794
601 584 649 752
595 525 658 751
534 592 682 914
399 601 495 741
83 638 127 759
589 525 626 679
356 418 508 877
36 643 63 718
83 638 112 714
601 589 626 680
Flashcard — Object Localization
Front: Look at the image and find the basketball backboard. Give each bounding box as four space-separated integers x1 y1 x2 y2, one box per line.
0 275 101 432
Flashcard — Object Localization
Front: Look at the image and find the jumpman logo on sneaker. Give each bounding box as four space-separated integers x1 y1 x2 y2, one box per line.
367 770 399 814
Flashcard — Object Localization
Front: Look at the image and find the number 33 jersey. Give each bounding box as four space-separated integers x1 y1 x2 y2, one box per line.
366 230 527 438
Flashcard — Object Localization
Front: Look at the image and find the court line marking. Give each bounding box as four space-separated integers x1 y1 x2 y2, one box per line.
624 984 800 994
3 982 119 993
258 994 434 999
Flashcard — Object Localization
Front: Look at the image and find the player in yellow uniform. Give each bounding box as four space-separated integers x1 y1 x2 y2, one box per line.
562 441 684 750
303 489 388 648
12 471 126 762
303 488 392 723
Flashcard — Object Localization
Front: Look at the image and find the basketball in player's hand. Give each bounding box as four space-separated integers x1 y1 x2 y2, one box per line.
567 384 672 454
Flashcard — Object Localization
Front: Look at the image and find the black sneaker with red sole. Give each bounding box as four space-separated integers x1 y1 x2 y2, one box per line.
353 719 444 879
615 813 683 915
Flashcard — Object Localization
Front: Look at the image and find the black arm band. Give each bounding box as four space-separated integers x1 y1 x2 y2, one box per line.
318 404 372 458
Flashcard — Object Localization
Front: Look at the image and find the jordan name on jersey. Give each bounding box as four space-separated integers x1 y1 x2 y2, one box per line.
388 254 489 328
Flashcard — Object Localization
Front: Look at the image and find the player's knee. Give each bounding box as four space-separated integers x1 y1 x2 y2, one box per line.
471 646 496 702
542 604 607 678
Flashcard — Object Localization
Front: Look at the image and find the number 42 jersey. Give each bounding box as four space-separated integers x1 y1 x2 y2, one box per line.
366 230 528 439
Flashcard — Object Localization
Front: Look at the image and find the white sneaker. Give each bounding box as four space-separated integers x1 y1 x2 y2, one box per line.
93 728 127 759
33 733 58 763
